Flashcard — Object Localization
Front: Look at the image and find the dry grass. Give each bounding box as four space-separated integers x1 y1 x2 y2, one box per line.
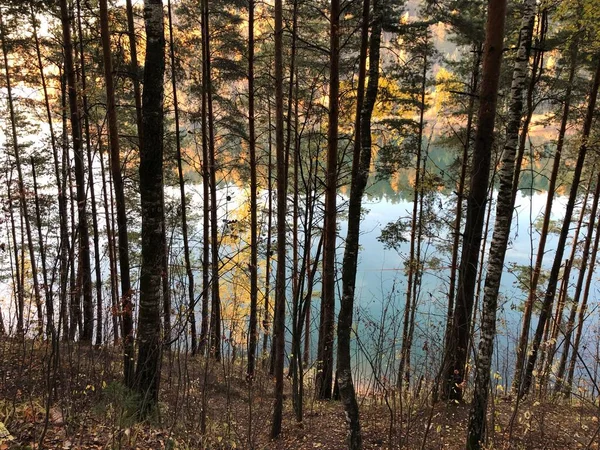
0 338 598 449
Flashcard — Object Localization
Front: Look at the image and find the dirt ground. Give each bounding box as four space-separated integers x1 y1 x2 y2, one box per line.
0 339 598 449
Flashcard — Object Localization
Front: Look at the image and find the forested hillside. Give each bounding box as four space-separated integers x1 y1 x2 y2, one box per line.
1 0 600 448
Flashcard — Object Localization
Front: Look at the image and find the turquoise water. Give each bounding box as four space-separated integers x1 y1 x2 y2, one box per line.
341 189 571 387
189 181 585 388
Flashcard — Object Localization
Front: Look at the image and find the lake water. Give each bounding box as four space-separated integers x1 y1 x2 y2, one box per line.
180 179 595 389
1 171 596 391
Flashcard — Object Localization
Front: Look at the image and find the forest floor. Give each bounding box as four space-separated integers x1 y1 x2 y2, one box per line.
0 338 599 449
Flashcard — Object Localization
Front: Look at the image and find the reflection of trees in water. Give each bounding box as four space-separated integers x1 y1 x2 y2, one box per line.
367 137 577 203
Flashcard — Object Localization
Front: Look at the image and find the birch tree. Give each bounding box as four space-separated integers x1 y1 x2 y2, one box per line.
466 0 535 446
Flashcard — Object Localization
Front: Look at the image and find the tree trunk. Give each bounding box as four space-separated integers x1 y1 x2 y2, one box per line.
125 0 143 146
445 44 481 352
555 170 600 394
315 0 340 402
337 0 379 446
264 95 274 362
285 0 300 411
246 0 258 376
67 161 81 340
167 0 197 354
198 8 210 357
59 0 93 342
75 0 103 346
201 0 221 361
541 181 589 383
98 144 120 344
7 173 24 335
399 36 428 388
59 71 71 341
539 258 570 391
0 7 44 334
31 3 60 337
466 0 534 446
520 59 600 398
271 0 287 436
99 0 134 379
135 0 166 416
443 0 507 401
31 159 51 336
565 187 600 395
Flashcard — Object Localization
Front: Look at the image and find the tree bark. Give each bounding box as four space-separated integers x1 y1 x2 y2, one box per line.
59 0 93 342
443 0 507 400
337 0 379 446
167 0 196 354
99 0 134 378
135 0 166 416
98 144 120 344
246 0 258 376
271 0 287 436
445 44 481 353
31 159 51 336
565 184 600 394
466 0 534 446
7 172 24 335
31 4 60 336
541 181 589 384
198 5 210 357
399 34 428 388
555 170 600 394
263 96 274 361
315 0 340 402
76 0 103 346
59 71 71 341
201 0 221 362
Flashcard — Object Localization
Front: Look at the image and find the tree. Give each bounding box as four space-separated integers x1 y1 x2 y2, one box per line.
555 168 600 394
0 5 43 335
59 0 94 342
397 22 434 388
167 0 196 354
337 0 380 446
315 0 340 402
99 0 134 380
271 0 287 436
30 1 62 337
512 40 578 395
520 58 600 398
202 0 222 362
74 0 103 347
466 0 535 446
442 0 507 399
246 0 258 378
564 184 600 394
135 0 166 416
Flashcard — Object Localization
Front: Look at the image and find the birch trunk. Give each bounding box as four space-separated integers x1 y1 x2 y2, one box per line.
467 2 535 445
